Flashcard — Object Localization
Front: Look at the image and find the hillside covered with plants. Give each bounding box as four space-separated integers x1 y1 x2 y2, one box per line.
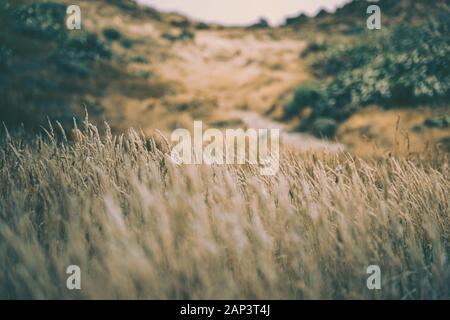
284 0 449 34
0 1 113 130
284 11 450 137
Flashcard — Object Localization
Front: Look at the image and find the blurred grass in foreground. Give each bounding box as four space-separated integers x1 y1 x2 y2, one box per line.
0 120 448 299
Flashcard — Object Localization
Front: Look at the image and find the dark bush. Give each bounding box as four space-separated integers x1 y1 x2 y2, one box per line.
162 29 195 42
196 22 210 30
50 33 111 76
171 19 190 29
301 41 328 58
133 71 152 79
103 28 121 41
312 40 382 76
129 55 148 63
248 18 270 29
120 38 134 48
63 33 111 60
11 2 66 40
424 116 450 129
179 29 195 41
284 85 329 119
311 118 338 137
0 45 12 70
285 14 308 27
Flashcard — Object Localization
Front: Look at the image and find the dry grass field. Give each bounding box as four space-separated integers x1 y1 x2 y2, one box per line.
0 120 448 299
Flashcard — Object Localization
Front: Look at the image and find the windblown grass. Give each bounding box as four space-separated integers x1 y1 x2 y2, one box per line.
0 121 449 299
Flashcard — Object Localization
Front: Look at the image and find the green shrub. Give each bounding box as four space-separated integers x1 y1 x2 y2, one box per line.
311 118 338 137
0 45 12 70
248 18 270 29
103 28 121 41
313 40 382 75
301 40 328 58
50 32 111 76
424 116 450 129
0 1 111 130
285 14 308 27
11 2 66 41
120 38 134 48
284 85 329 119
133 71 152 79
162 29 195 42
170 19 190 29
62 33 111 60
179 29 195 41
196 22 210 30
129 55 148 63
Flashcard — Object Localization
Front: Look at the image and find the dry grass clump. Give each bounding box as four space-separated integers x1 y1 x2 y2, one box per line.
0 120 449 299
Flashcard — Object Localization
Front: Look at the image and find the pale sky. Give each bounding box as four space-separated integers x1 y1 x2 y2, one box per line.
135 0 353 26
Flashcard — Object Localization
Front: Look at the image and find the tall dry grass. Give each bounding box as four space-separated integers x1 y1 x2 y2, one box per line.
0 119 449 299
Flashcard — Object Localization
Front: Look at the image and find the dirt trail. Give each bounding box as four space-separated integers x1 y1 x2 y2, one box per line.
108 14 343 152
160 31 307 110
150 29 343 152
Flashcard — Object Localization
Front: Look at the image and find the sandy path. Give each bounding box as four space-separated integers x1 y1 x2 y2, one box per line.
154 29 344 152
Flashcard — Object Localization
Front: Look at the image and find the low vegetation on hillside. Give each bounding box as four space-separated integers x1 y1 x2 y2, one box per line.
0 1 112 130
284 0 449 33
286 13 450 137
